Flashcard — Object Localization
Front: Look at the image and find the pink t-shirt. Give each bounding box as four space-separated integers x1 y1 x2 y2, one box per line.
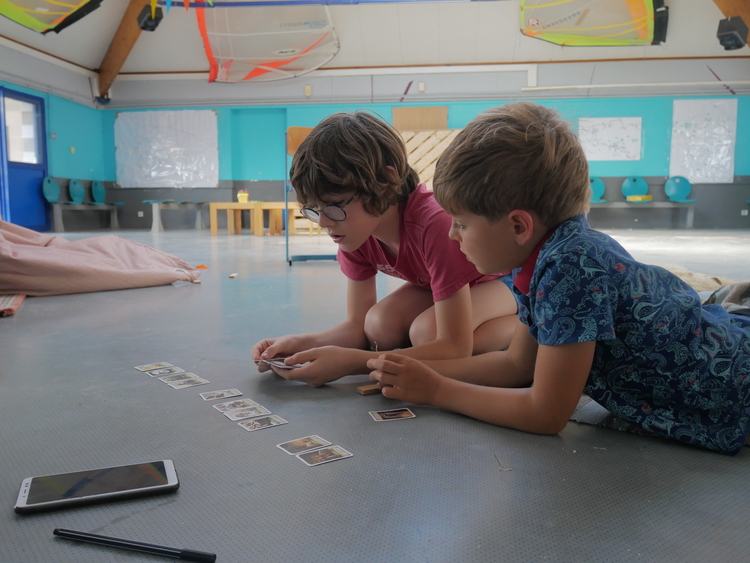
337 185 497 302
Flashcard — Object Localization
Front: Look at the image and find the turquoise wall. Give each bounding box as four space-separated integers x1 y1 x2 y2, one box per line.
229 107 286 181
2 78 748 183
1 80 112 181
232 96 750 181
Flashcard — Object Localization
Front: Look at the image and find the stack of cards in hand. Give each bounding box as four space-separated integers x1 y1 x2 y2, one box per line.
277 435 352 467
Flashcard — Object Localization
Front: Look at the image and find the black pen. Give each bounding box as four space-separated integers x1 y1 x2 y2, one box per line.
53 528 216 562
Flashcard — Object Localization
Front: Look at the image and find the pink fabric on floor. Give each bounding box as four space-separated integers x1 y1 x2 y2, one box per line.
0 220 200 296
0 294 25 316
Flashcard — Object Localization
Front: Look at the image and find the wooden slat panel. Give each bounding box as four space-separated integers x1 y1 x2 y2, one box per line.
408 134 440 162
404 131 434 152
401 131 416 144
401 129 460 191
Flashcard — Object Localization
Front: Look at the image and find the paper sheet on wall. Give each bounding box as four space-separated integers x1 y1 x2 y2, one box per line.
115 110 219 188
669 99 737 184
578 117 642 161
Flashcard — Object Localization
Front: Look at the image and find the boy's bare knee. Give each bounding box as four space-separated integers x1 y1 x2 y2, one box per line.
364 309 407 350
408 317 435 348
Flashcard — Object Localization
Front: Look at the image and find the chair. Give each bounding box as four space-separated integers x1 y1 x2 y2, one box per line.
589 177 607 203
42 178 120 231
664 176 696 203
91 180 124 207
42 177 63 204
621 176 650 202
67 179 86 204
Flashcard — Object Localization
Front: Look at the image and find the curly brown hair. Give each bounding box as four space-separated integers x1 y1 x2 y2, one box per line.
433 102 590 228
290 111 419 216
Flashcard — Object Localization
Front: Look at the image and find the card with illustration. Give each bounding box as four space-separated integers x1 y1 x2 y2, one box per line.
223 405 271 421
146 367 185 377
212 398 258 412
369 408 416 422
238 415 288 432
134 362 172 372
200 389 242 401
168 376 209 389
276 435 331 455
159 372 195 383
297 446 353 467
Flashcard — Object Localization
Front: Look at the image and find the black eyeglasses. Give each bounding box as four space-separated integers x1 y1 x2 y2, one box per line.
300 194 357 224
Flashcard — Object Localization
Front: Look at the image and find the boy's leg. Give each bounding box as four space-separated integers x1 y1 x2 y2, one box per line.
470 279 520 354
409 278 518 352
364 283 434 350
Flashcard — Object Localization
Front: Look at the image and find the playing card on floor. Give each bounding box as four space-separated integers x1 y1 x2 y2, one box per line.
276 435 331 455
297 446 353 467
213 398 258 412
238 415 288 432
200 389 242 401
223 405 271 421
159 372 196 383
369 408 416 422
134 362 172 372
168 375 210 389
146 367 185 377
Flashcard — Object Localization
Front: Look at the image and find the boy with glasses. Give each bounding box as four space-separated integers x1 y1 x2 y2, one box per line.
251 111 518 386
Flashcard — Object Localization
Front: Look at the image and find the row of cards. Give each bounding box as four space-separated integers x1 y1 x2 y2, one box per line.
134 361 417 467
135 363 289 433
135 362 352 466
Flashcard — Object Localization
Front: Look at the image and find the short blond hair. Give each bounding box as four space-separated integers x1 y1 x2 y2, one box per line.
433 102 590 227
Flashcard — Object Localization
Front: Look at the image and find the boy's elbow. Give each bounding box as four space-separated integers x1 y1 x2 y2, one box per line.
527 409 569 435
537 418 568 435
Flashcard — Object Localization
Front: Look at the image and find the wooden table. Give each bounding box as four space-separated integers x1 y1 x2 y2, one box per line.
210 201 301 236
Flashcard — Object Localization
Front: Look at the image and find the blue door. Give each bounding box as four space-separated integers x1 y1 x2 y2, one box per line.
0 88 48 230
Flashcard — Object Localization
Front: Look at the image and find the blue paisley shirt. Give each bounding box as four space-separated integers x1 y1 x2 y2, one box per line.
513 215 750 455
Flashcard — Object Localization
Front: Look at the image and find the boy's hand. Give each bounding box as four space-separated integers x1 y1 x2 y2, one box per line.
267 346 360 387
251 336 304 373
367 353 443 405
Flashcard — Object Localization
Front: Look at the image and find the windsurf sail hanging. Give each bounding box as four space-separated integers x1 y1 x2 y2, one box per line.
195 1 339 83
520 0 668 46
0 0 103 34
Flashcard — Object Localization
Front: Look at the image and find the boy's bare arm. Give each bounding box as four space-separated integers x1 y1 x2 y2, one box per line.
431 340 595 434
251 277 376 372
286 282 478 379
387 284 474 360
370 340 595 434
420 320 538 388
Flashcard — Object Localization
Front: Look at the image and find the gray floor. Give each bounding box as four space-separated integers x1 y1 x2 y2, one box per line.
2 227 750 563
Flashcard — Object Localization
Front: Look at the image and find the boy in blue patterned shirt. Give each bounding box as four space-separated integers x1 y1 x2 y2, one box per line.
367 102 750 454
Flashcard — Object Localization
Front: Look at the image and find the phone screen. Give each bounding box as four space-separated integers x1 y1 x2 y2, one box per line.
25 461 171 506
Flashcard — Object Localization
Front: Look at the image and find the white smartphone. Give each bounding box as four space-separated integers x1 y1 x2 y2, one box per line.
14 460 179 514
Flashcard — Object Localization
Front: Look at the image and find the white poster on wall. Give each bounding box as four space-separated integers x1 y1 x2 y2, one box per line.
669 99 737 183
578 117 642 161
115 110 219 188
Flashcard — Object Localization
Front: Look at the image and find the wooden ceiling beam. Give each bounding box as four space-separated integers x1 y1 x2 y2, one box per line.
711 0 750 42
97 0 150 100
